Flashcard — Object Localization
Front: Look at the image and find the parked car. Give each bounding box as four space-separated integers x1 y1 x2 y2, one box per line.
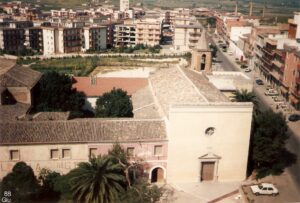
266 85 273 90
241 64 248 69
288 114 300 122
255 79 264 85
264 89 279 96
244 68 251 72
250 183 279 196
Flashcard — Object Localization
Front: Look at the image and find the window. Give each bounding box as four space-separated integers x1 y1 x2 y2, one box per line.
50 149 59 159
89 148 97 157
10 150 19 160
154 145 163 156
127 147 135 157
62 149 71 159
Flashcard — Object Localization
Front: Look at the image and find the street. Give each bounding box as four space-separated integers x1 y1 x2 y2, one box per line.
208 32 300 196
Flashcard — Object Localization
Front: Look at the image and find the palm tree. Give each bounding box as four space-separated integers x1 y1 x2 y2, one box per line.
69 156 126 203
231 89 257 103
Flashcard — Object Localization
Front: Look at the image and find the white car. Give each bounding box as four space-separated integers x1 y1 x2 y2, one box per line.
250 183 279 196
264 89 279 96
244 68 251 72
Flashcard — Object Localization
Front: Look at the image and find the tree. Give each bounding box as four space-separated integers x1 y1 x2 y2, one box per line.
68 156 126 203
209 44 218 58
207 17 216 27
119 178 163 203
95 88 133 118
38 169 61 202
231 89 257 103
34 71 85 115
0 162 40 202
251 110 296 179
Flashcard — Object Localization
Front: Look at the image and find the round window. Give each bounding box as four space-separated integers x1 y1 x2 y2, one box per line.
205 127 215 136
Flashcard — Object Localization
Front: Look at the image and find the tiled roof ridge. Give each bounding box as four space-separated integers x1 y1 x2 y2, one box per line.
0 118 166 124
176 66 209 103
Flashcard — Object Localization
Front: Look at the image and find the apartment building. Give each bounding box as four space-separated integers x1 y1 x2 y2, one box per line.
26 27 43 53
283 50 300 109
288 12 300 40
173 22 203 51
114 21 136 47
83 26 107 51
136 19 161 46
55 27 82 53
0 28 26 51
42 27 56 55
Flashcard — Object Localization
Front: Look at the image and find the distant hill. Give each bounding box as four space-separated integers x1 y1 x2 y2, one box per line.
0 0 298 12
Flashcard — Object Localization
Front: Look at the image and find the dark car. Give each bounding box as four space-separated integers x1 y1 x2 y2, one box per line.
255 79 264 85
241 64 248 69
288 114 300 122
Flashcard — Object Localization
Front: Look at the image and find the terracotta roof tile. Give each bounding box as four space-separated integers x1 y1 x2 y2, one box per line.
72 77 148 97
0 119 167 145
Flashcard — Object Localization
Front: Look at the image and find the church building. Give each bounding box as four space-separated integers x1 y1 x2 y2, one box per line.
0 32 253 183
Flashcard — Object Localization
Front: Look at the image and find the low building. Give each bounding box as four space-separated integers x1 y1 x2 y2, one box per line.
0 59 42 121
72 77 148 111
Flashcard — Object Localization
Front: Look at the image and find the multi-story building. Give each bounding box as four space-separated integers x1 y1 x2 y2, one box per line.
120 0 129 12
114 21 136 47
173 23 203 51
42 27 56 55
26 27 43 53
83 26 107 51
283 50 300 109
288 12 300 40
0 28 26 52
136 19 161 46
55 27 82 54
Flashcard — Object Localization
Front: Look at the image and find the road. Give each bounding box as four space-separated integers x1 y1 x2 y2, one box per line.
208 32 300 195
207 34 240 72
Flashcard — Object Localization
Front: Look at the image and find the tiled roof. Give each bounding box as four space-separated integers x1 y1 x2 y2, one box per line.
0 119 167 145
132 85 161 119
149 66 206 115
0 103 31 122
0 60 42 88
181 68 230 102
72 77 148 97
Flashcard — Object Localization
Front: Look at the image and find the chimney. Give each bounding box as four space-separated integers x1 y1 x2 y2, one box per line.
249 1 253 17
234 1 238 16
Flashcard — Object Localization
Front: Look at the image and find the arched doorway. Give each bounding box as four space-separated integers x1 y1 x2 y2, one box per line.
150 167 164 183
200 54 206 70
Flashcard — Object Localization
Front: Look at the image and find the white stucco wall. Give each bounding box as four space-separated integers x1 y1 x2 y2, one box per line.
0 144 89 178
42 28 55 55
167 103 253 183
230 27 252 42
